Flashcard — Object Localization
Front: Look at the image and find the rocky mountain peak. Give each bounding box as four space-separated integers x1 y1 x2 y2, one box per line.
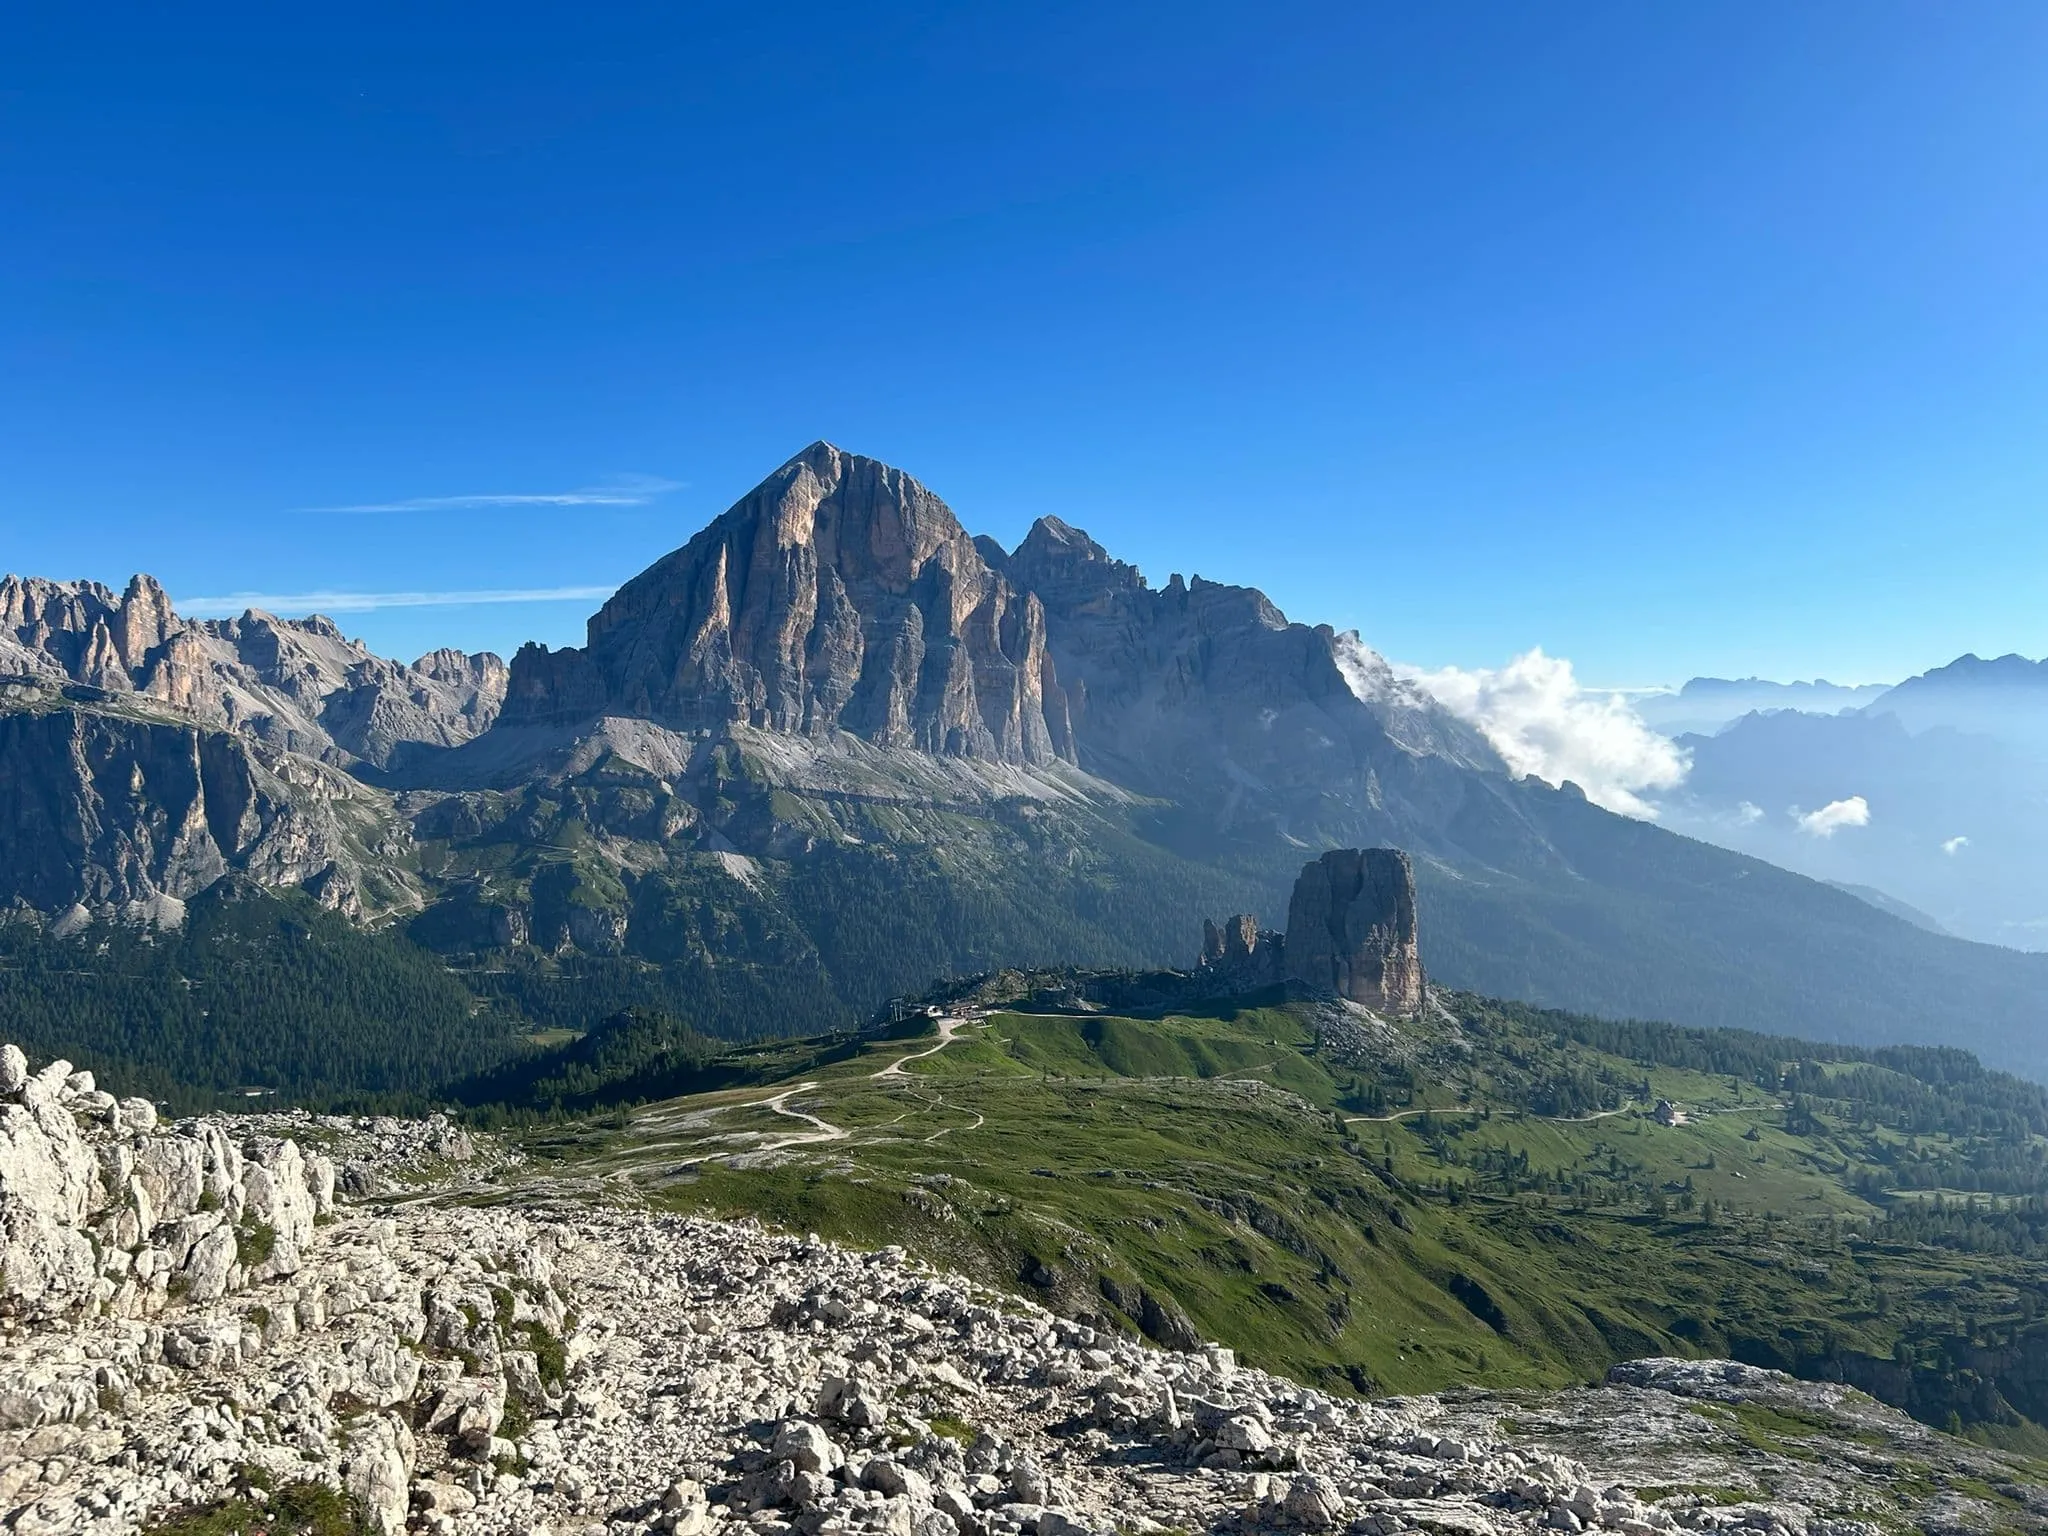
1004 515 1147 611
414 646 510 694
1016 514 1110 566
502 444 1075 766
0 571 177 688
480 444 1507 828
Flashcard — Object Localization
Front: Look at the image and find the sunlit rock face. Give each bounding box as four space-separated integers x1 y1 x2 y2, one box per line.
501 442 1071 767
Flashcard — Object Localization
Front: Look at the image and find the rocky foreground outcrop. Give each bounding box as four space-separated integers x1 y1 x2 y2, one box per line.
5 1042 2036 1536
0 1042 332 1324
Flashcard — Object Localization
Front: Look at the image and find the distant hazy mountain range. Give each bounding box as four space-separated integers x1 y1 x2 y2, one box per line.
1649 654 2048 951
8 443 2048 1084
1631 675 1894 737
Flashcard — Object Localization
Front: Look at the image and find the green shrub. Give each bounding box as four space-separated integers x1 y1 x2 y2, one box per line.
513 1321 567 1389
237 1223 276 1266
140 1477 363 1535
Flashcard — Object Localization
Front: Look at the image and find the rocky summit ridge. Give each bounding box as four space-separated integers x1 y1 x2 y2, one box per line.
2 1034 2037 1536
501 444 1072 767
0 573 507 771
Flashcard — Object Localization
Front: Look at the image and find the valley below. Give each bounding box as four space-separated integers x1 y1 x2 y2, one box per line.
495 986 2048 1453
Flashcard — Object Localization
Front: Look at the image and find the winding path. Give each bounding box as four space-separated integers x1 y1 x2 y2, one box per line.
872 1014 971 1079
1346 1101 1643 1126
647 1018 982 1170
671 1082 849 1167
924 1110 985 1143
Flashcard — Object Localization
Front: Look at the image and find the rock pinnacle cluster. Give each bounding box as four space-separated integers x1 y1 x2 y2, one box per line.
1198 848 1424 1019
1284 849 1424 1018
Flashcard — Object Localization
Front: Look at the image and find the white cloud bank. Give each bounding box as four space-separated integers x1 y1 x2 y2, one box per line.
176 584 618 617
1396 647 1690 819
1796 797 1871 837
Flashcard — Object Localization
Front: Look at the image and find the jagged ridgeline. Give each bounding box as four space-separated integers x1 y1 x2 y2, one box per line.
9 442 2048 1096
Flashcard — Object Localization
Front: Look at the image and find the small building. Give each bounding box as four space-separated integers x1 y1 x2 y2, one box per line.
1653 1098 1687 1126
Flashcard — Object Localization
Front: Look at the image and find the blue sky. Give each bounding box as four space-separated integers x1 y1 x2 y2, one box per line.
5 2 2047 684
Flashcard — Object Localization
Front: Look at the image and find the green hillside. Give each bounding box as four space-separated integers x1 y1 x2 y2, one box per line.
489 987 2048 1455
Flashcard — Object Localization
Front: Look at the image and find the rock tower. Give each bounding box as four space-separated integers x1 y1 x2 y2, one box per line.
1196 913 1285 988
1283 848 1424 1018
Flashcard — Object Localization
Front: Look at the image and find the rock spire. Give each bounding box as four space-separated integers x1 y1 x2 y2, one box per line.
1283 847 1424 1017
1196 913 1286 989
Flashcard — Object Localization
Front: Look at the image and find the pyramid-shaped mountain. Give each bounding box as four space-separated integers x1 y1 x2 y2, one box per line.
501 443 1069 765
492 442 1505 850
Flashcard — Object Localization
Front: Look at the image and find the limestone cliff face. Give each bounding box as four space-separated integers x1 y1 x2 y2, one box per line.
1284 848 1424 1017
501 443 1073 766
0 708 390 920
0 574 506 769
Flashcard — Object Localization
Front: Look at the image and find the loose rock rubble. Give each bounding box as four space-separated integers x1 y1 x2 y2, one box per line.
238 1107 501 1199
0 1041 2036 1534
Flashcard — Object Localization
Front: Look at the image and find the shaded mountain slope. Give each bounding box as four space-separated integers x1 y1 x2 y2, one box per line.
1870 651 2048 752
0 690 414 922
1419 781 2048 1065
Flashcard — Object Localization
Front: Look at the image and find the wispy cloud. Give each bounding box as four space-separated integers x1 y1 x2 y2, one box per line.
1942 834 1970 855
1796 796 1871 837
295 473 680 515
175 585 617 617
